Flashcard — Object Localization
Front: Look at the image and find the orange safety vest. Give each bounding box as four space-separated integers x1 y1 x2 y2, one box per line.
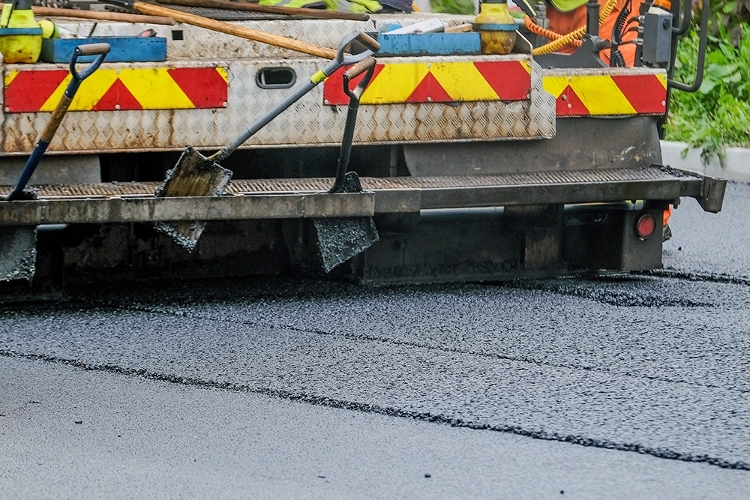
546 0 644 66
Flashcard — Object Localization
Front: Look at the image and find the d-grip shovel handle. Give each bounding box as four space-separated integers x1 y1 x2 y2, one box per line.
5 43 110 200
68 43 110 94
354 32 380 53
41 43 110 143
343 56 376 101
330 56 376 194
344 56 376 80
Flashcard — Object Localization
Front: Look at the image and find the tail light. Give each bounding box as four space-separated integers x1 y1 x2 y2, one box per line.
635 213 656 239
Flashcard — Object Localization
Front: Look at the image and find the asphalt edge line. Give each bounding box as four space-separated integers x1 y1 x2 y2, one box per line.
2 349 749 472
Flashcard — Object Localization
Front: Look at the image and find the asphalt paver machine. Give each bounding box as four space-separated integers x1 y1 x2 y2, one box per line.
0 0 725 286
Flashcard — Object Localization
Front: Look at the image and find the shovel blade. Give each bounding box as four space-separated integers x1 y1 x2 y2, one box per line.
154 147 232 252
313 216 379 273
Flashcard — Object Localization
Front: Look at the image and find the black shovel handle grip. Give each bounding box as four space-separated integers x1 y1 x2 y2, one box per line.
355 32 380 52
344 56 376 80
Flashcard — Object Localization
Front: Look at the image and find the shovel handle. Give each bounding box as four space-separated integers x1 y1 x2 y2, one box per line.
343 56 376 101
5 43 109 200
42 44 109 141
76 43 111 56
344 56 376 80
355 32 380 53
69 43 110 87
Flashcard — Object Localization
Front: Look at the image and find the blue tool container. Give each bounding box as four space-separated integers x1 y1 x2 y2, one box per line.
40 36 167 63
377 33 481 57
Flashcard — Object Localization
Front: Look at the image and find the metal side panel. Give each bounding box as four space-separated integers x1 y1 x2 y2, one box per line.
2 55 555 154
0 167 722 226
0 155 101 185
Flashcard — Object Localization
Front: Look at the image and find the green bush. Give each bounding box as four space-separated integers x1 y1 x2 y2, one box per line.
665 6 750 162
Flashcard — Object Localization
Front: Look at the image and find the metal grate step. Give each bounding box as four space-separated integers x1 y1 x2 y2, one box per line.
0 167 700 198
0 167 716 226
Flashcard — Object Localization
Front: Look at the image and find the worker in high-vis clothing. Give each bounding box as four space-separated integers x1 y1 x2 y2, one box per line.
516 0 646 66
259 0 413 13
547 0 645 66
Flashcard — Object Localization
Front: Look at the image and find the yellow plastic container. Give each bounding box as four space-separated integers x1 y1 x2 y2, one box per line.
473 0 518 55
0 9 42 64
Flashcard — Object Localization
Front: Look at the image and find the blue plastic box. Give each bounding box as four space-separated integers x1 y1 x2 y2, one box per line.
40 36 167 63
377 33 481 57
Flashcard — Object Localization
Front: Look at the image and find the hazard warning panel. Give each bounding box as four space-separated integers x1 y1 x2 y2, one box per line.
4 66 228 113
543 70 668 117
323 58 532 106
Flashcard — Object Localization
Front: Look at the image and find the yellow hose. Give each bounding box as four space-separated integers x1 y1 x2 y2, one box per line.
533 26 587 54
524 15 583 48
530 0 619 56
600 0 618 20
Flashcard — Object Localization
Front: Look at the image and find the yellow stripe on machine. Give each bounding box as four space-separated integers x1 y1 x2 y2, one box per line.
429 62 498 101
5 66 229 113
117 68 194 109
363 63 432 104
323 58 533 105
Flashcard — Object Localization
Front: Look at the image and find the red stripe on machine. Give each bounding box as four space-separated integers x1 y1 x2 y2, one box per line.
92 79 143 111
323 64 384 106
473 61 531 100
556 85 589 116
5 70 69 112
168 68 228 108
406 72 452 103
610 74 667 114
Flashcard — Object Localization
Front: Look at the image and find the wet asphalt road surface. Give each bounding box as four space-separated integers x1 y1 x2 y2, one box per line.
2 183 750 498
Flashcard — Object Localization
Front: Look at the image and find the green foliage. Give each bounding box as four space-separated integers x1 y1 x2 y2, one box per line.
665 19 750 163
430 0 475 15
703 0 750 44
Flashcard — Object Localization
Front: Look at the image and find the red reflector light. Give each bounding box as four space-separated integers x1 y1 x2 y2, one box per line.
635 213 656 239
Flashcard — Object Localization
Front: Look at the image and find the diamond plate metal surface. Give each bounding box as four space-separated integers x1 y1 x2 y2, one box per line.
2 53 555 154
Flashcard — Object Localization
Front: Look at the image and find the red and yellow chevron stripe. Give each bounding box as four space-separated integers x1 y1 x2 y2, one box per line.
544 71 668 117
4 67 228 113
324 59 532 106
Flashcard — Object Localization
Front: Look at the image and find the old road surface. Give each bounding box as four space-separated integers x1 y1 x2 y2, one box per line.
2 184 750 499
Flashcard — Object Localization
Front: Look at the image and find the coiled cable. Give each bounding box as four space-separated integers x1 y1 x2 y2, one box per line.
608 0 632 66
526 0 619 56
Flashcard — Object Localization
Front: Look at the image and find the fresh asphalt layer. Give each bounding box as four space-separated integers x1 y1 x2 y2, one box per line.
3 355 749 500
1 183 750 498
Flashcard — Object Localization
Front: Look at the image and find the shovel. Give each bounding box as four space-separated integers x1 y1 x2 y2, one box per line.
314 56 379 273
155 31 380 252
3 43 110 201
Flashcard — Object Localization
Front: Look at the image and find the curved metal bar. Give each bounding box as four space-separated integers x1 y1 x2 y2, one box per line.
672 0 693 36
668 0 708 92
